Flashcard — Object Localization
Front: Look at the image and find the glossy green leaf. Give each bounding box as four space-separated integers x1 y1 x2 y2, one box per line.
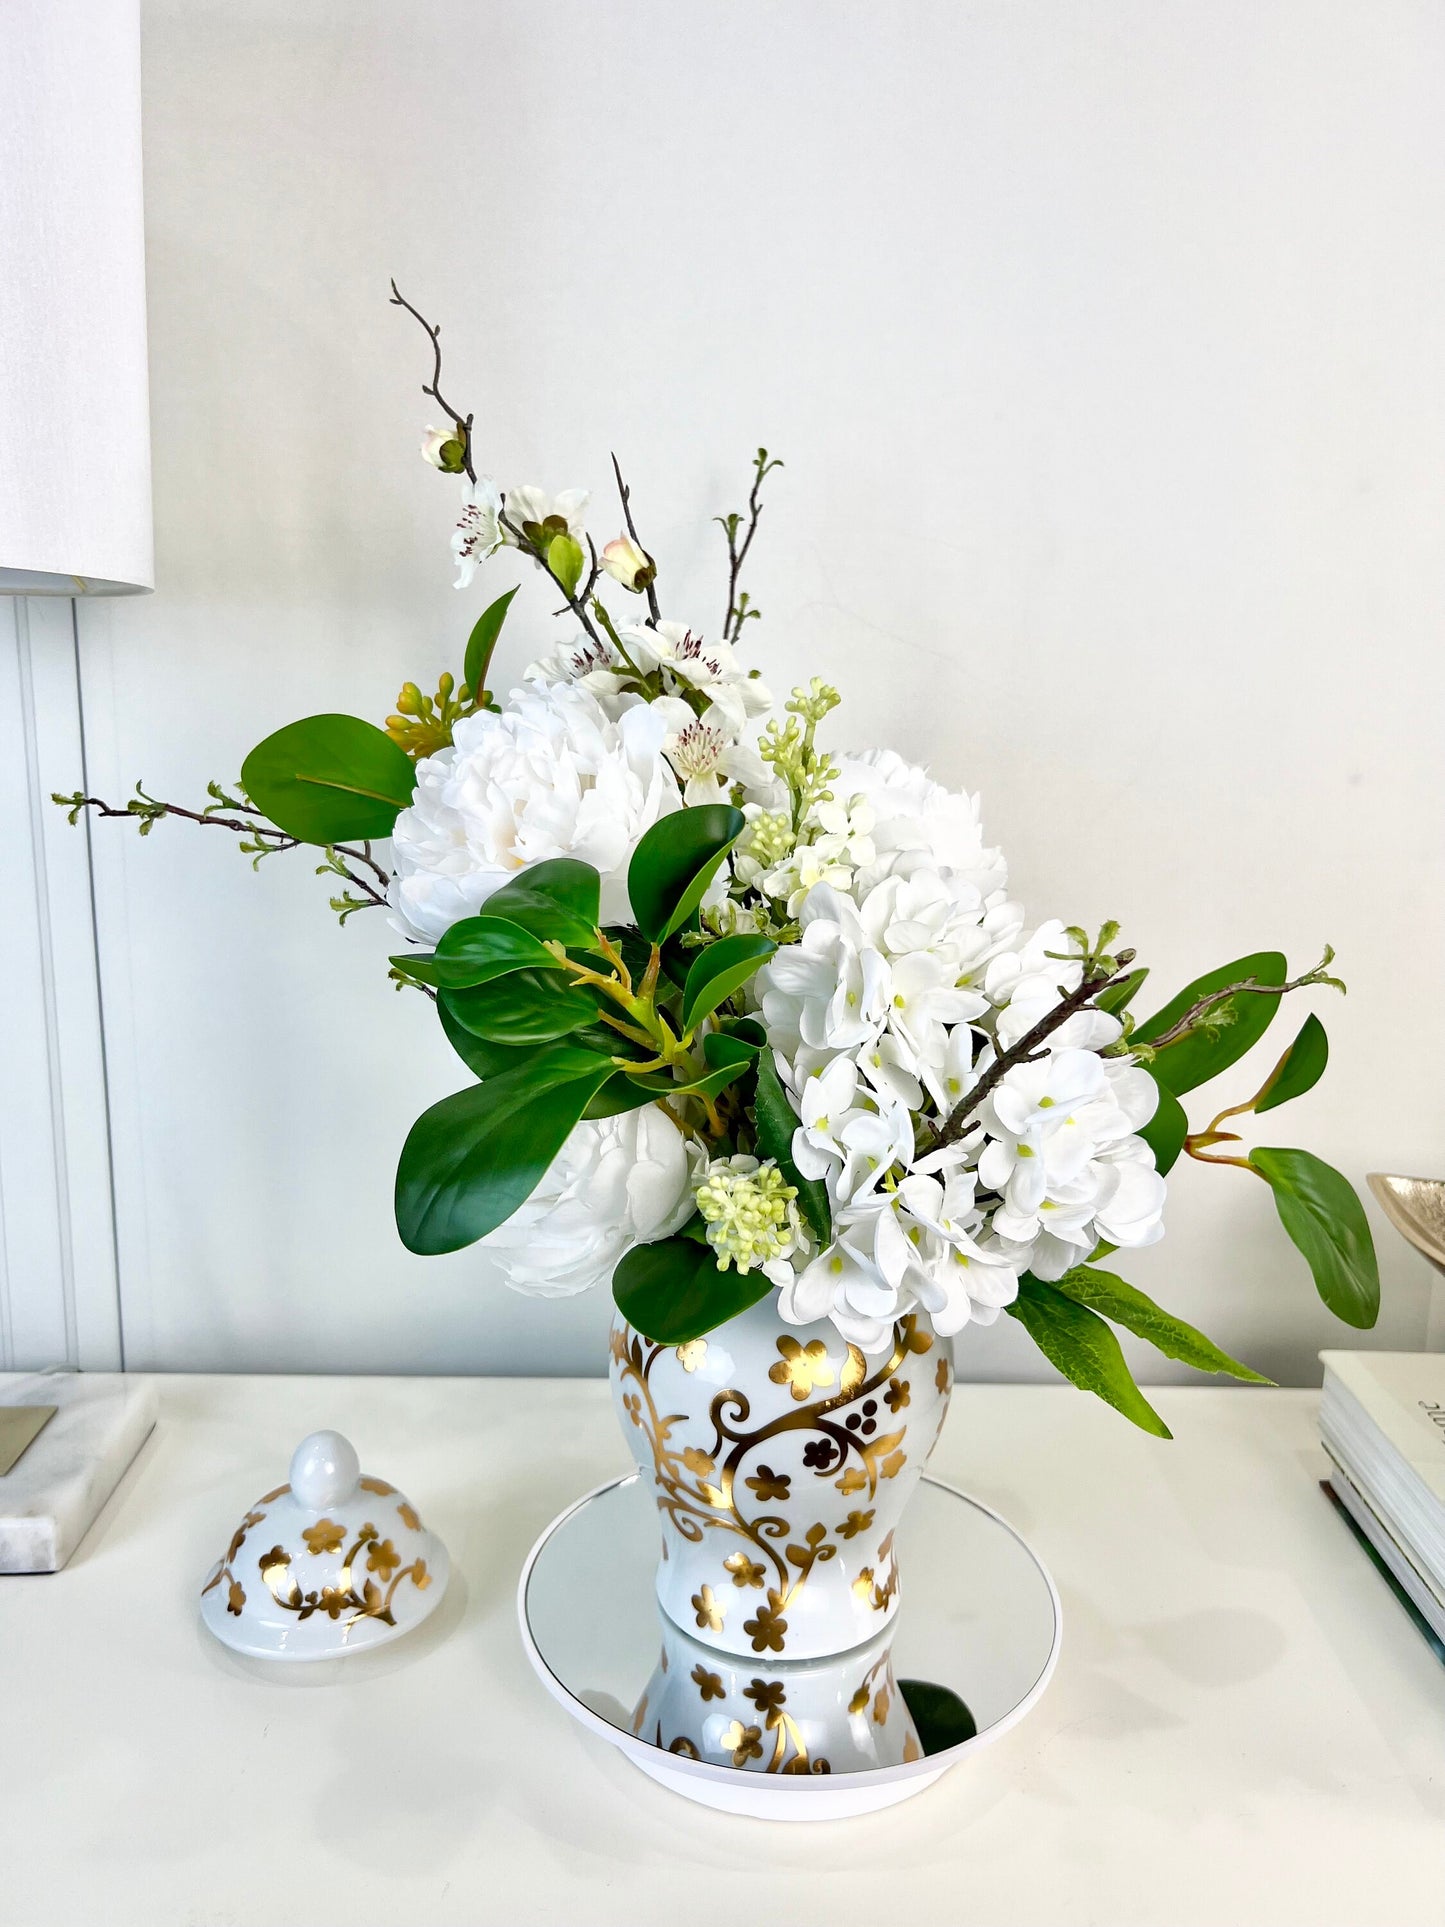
717 1014 767 1050
1053 1265 1270 1382
1249 1147 1380 1328
441 969 598 1044
1255 1014 1329 1115
1095 966 1149 1016
240 714 417 844
582 1074 662 1120
752 1048 831 1247
475 858 601 948
898 1680 977 1754
1139 1070 1188 1176
680 933 777 1034
1005 1273 1172 1437
627 806 745 943
463 586 518 698
1135 951 1287 1096
395 1048 615 1254
437 998 530 1079
612 1235 776 1344
392 916 559 990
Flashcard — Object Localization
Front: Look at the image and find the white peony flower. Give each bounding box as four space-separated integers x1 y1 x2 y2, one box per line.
388 680 680 943
482 1108 702 1297
452 475 505 588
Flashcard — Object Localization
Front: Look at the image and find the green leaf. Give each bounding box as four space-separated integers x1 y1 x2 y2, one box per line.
752 1049 831 1247
898 1680 977 1754
582 1074 662 1120
1005 1274 1172 1437
395 1046 615 1254
392 916 560 990
240 714 417 844
1053 1265 1270 1383
437 998 530 1079
612 1235 776 1344
680 933 777 1034
1249 1147 1380 1328
1095 966 1149 1016
441 970 598 1044
475 858 601 948
1139 1070 1188 1176
1255 1014 1329 1114
627 806 745 943
463 586 518 699
547 532 585 597
1135 951 1287 1096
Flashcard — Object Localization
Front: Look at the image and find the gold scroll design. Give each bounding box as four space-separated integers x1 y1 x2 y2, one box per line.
659 1675 831 1775
611 1316 931 1633
200 1490 427 1623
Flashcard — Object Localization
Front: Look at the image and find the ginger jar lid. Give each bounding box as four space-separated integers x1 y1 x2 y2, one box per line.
200 1429 449 1661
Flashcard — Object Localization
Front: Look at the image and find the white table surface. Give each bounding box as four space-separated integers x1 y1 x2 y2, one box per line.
2 1374 1441 1927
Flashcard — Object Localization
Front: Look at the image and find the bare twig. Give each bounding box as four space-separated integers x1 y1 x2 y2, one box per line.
718 447 781 645
54 790 391 910
928 951 1139 1151
1143 948 1342 1054
610 452 662 625
389 280 476 484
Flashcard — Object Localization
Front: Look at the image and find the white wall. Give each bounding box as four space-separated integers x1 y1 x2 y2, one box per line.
75 0 1445 1377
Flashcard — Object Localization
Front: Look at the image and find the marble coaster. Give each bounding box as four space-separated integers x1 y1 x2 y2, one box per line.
0 1373 156 1572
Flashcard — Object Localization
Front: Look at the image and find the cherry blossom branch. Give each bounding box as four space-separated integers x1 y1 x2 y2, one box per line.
610 453 662 625
928 951 1139 1151
389 280 477 485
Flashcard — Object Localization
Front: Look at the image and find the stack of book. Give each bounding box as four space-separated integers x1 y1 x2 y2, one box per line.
1320 1350 1445 1653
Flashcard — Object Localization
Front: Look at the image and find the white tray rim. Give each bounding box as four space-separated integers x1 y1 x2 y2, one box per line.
516 1469 1062 1800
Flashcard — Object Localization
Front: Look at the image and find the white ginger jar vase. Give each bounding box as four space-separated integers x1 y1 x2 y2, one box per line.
629 1614 922 1776
609 1294 953 1663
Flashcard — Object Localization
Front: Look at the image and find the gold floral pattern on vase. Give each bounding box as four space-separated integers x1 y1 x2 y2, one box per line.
610 1294 953 1660
632 1614 919 1775
199 1448 446 1661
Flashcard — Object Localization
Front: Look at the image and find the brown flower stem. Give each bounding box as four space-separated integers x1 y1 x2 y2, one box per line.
1143 948 1341 1054
388 280 476 484
927 951 1138 1151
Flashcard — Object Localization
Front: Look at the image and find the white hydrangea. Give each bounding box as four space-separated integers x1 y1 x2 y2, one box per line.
755 864 1167 1344
831 748 1010 907
482 1108 702 1297
388 681 679 943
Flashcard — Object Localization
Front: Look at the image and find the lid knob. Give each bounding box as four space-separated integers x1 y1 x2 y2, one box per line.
289 1429 361 1511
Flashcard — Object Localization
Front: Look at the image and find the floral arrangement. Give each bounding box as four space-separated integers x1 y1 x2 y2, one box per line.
60 287 1380 1435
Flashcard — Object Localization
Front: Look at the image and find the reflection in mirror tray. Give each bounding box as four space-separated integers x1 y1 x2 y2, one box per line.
519 1473 1060 1820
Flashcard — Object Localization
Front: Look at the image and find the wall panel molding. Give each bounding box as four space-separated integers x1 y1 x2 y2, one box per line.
0 598 122 1369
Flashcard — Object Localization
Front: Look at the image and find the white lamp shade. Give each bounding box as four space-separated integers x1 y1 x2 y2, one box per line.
0 0 154 595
